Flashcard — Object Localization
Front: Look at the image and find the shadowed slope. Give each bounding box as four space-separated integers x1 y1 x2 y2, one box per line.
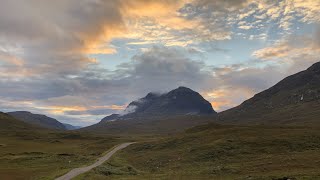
0 112 39 131
218 61 320 125
8 111 66 130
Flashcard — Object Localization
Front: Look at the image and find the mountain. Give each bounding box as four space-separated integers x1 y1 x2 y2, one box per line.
8 111 66 130
0 112 38 131
219 61 320 125
101 114 120 122
120 86 215 118
81 87 216 134
63 123 82 130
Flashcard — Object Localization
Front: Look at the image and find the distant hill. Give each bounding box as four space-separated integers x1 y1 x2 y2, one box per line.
8 111 66 130
219 61 320 125
0 112 38 131
63 123 82 130
81 87 216 134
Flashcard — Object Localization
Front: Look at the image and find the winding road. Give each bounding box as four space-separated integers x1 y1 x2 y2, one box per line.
56 142 135 180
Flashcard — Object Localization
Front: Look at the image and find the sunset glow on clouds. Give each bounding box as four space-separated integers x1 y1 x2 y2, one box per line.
0 0 319 126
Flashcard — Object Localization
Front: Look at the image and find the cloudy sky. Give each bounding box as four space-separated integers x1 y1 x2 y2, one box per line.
0 0 319 126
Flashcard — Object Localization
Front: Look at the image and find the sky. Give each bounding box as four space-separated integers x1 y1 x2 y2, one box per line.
0 0 320 126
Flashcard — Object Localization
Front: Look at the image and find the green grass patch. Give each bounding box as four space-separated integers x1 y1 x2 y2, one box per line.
81 125 320 179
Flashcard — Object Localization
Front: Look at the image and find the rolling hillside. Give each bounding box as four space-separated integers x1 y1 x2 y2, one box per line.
218 61 320 126
0 113 126 180
0 112 38 132
8 111 67 130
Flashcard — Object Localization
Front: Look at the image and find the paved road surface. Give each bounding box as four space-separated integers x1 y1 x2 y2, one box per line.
55 142 134 180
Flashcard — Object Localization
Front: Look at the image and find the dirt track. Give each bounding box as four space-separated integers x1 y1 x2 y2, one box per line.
55 142 134 180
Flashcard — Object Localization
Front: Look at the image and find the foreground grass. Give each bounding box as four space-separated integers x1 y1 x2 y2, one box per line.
0 130 128 180
79 124 320 180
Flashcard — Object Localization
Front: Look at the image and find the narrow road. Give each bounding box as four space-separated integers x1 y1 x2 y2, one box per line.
56 142 134 180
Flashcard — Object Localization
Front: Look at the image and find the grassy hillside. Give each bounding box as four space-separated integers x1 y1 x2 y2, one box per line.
218 101 320 126
78 124 320 179
219 62 320 126
80 115 215 135
0 112 129 180
0 112 39 132
8 111 67 130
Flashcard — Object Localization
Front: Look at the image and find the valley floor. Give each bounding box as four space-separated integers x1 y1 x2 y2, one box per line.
76 125 320 180
1 124 320 180
0 130 129 180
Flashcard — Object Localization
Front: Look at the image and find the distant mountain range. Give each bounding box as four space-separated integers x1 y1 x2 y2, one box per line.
2 62 320 134
63 123 82 130
7 111 81 130
83 61 320 133
219 61 320 125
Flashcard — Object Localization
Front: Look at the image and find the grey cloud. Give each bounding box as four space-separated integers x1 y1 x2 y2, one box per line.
218 66 285 92
0 0 125 78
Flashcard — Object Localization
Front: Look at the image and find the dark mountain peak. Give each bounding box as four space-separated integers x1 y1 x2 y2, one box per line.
167 86 200 97
177 86 192 90
307 61 320 72
171 86 194 93
101 114 120 122
93 87 216 133
111 87 216 120
145 92 161 99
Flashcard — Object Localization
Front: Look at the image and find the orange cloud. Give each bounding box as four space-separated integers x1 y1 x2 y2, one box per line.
40 105 87 115
203 87 256 111
0 51 24 66
203 90 236 111
252 44 291 60
41 104 126 115
211 100 235 111
252 36 320 61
